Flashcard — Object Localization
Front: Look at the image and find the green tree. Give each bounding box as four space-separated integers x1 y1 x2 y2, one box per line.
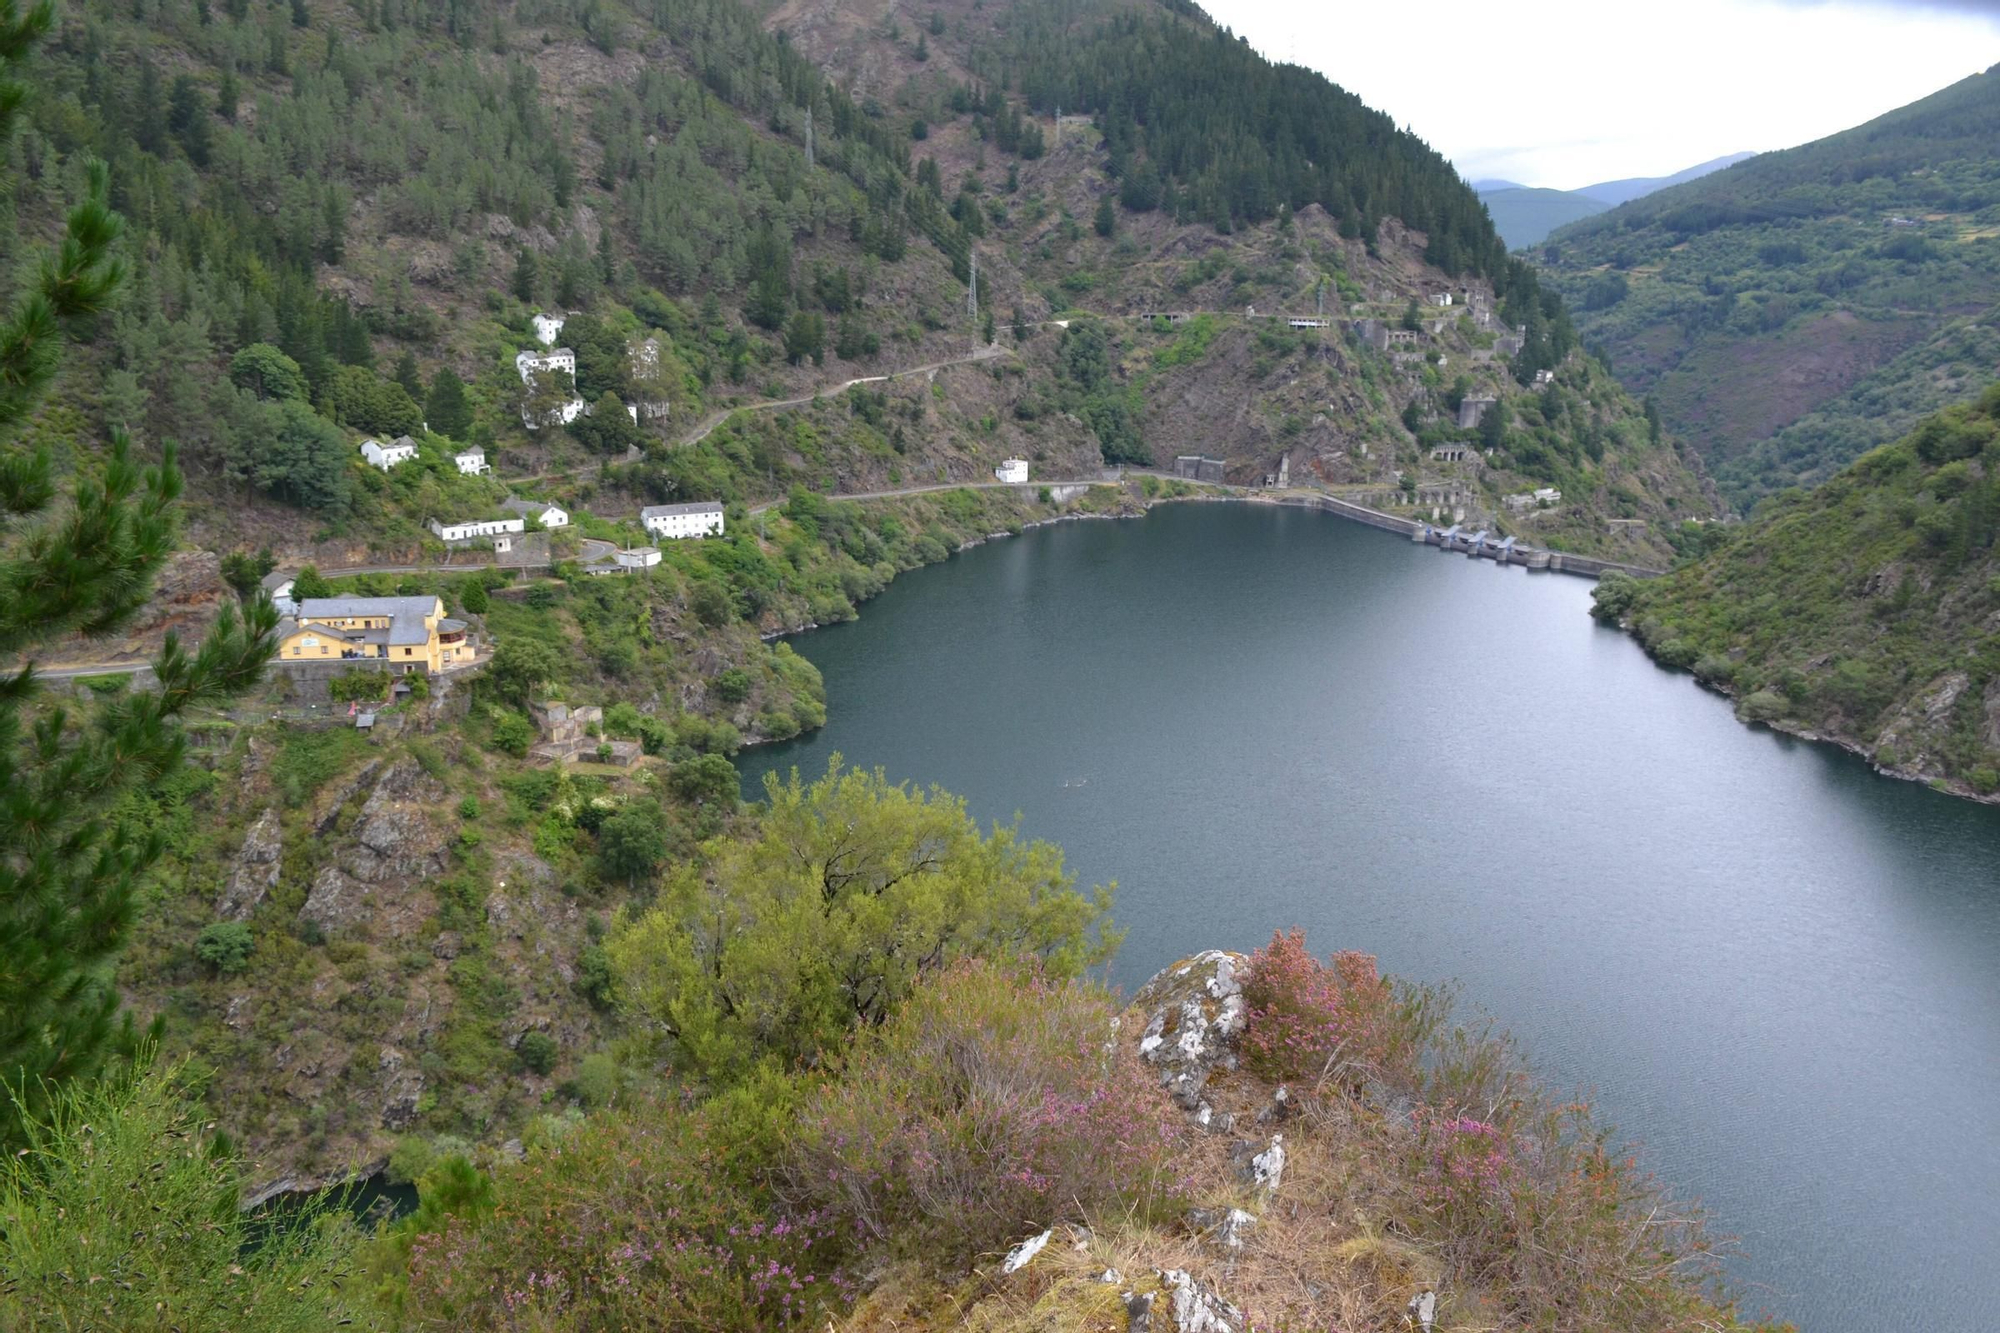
1401 297 1422 332
512 249 540 304
784 310 825 366
291 564 332 599
1094 194 1116 238
668 752 739 808
426 366 472 439
487 635 565 705
610 759 1117 1082
598 800 670 887
0 57 274 1138
392 349 425 400
1480 395 1511 450
458 576 489 614
228 342 307 401
324 364 422 436
517 1030 558 1075
220 546 276 597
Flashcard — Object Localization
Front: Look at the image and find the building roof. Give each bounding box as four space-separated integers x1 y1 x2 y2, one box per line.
392 435 419 449
297 595 442 621
439 618 468 633
455 446 485 459
261 571 293 592
621 545 661 557
274 616 299 639
388 619 432 646
501 497 561 517
641 501 725 518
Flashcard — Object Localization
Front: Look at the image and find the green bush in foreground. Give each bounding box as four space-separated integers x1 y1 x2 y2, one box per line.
0 1060 372 1332
194 920 255 974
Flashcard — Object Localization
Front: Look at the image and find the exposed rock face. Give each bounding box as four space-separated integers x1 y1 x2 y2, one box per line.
216 808 283 919
299 759 449 937
1132 949 1248 1112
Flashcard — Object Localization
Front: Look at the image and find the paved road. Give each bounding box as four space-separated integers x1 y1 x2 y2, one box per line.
745 475 1127 515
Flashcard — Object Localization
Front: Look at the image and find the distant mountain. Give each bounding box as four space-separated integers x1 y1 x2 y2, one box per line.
1573 153 1757 207
1474 154 1754 249
1480 186 1610 249
1537 65 2000 508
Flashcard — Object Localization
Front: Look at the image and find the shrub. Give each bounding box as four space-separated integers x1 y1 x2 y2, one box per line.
1739 689 1788 722
669 752 740 808
0 1061 367 1332
1970 766 1999 795
1239 929 1401 1085
399 1104 844 1331
784 963 1191 1265
194 920 255 974
714 666 753 703
491 709 535 756
569 1051 620 1108
612 762 1116 1083
518 1030 559 1076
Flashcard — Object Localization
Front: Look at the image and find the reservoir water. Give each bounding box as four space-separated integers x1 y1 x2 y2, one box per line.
742 501 2000 1332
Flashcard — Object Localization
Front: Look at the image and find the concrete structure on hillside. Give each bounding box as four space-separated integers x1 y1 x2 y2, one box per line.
454 447 490 475
995 458 1029 483
276 595 472 676
529 700 640 767
1534 368 1556 386
361 436 419 471
1174 455 1227 483
1457 397 1498 430
641 501 725 540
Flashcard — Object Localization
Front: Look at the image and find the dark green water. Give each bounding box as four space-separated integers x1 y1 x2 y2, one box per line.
744 501 2000 1332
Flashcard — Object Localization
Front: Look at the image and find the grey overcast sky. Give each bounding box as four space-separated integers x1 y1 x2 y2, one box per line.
1200 0 2000 189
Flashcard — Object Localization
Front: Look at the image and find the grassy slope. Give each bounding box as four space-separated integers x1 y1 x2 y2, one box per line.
1595 383 2000 800
1535 65 2000 507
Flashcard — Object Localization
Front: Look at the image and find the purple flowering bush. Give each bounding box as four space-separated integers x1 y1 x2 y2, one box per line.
784 961 1194 1267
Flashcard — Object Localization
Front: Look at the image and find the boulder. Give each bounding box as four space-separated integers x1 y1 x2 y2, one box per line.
216 808 283 919
1132 950 1248 1110
1158 1268 1242 1333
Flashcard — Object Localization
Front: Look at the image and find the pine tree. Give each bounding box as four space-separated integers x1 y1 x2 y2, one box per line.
0 11 276 1147
426 367 472 440
392 350 424 400
512 249 539 304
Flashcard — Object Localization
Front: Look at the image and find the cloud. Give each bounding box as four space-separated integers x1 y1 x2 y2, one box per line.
1773 0 2000 17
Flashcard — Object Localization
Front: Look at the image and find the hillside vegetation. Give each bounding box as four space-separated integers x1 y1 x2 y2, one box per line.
1537 65 2000 507
1594 383 2000 800
11 0 1710 585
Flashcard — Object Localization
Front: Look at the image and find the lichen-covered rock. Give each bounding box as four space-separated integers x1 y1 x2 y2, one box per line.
1158 1268 1242 1333
1132 950 1248 1110
1237 1134 1285 1194
1002 1228 1052 1274
216 807 283 919
1189 1206 1258 1253
377 1046 423 1131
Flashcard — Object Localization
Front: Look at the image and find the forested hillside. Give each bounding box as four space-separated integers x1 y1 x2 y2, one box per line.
9 0 1710 592
1594 383 2000 801
1535 65 2000 508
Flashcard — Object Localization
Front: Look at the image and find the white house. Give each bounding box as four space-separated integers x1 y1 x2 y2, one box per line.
1533 368 1556 386
454 447 490 476
261 570 297 618
615 546 662 569
994 458 1030 484
516 348 577 383
360 436 419 471
516 347 586 429
532 313 566 347
1430 292 1454 307
501 497 568 529
429 516 526 546
628 337 672 420
641 501 725 540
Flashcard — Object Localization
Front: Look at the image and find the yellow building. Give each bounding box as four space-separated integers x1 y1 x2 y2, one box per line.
275 596 472 675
